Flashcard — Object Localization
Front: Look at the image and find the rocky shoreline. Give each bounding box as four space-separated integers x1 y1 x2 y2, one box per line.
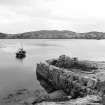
1 55 105 105
36 55 105 105
0 88 101 105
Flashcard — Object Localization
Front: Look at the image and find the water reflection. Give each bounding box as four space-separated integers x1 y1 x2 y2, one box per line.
16 58 24 64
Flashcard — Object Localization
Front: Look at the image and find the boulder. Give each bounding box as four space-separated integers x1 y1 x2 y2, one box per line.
36 63 97 98
47 55 98 71
36 55 105 99
36 55 105 105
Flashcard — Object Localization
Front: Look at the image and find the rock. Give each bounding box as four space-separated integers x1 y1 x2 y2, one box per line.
36 62 97 98
48 90 67 99
36 55 105 99
36 74 56 93
47 55 98 71
36 95 102 105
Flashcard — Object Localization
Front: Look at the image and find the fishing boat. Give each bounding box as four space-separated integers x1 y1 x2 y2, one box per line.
16 48 26 59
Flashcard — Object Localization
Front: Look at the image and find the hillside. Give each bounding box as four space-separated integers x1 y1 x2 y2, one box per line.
1 30 105 39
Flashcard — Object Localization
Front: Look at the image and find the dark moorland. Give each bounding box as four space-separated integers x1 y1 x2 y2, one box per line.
1 30 105 39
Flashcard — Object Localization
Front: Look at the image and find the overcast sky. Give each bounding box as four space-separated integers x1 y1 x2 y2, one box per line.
0 0 105 33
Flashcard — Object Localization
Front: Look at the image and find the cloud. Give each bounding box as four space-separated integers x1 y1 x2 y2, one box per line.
49 0 105 19
0 0 26 6
0 0 105 33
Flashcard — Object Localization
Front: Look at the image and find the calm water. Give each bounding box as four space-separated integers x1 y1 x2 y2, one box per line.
0 39 105 95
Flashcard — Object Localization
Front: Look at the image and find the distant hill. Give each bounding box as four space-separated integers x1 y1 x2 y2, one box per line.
1 30 105 39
